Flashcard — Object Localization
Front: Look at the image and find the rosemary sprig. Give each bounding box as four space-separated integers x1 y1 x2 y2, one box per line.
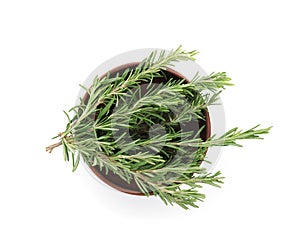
46 46 271 209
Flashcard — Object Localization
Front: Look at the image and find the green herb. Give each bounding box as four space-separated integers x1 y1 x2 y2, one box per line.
46 46 271 209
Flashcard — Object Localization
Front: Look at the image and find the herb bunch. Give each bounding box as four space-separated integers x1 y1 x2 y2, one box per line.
46 46 271 209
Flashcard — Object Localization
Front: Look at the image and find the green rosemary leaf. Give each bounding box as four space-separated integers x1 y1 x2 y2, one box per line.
72 153 80 172
96 98 115 121
62 140 69 162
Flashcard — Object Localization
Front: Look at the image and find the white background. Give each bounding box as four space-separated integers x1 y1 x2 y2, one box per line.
0 0 299 238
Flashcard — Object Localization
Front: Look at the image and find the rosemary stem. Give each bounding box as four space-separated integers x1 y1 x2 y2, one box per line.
46 141 62 153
